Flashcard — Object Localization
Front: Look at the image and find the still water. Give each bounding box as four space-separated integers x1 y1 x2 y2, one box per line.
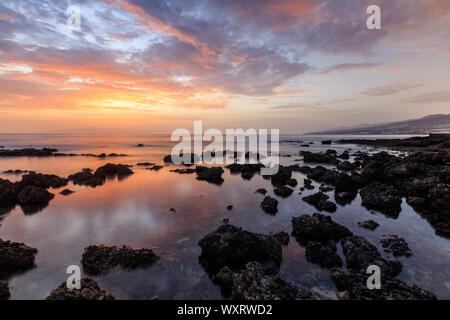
0 133 449 299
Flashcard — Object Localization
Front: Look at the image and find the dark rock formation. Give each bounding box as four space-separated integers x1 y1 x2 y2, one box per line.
2 169 29 174
95 163 134 177
17 186 54 206
255 188 267 195
341 236 402 277
0 238 37 276
68 168 105 187
301 151 339 165
226 163 264 180
195 166 224 184
137 162 155 166
198 223 282 274
291 213 352 242
81 244 159 275
302 192 337 212
270 231 290 246
147 165 163 171
170 168 195 174
0 281 10 300
305 240 342 268
380 235 412 257
357 220 379 230
0 148 58 157
60 189 75 196
331 267 436 300
215 262 313 300
46 278 115 300
260 196 278 214
274 186 294 198
20 172 68 189
360 182 402 217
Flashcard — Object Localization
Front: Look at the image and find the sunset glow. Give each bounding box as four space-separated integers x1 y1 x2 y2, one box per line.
0 0 449 133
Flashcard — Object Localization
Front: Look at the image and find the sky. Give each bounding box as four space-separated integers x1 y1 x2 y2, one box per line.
0 0 449 133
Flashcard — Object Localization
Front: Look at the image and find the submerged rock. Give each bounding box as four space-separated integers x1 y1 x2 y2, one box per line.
331 267 436 300
170 168 195 174
0 281 10 300
292 213 353 242
0 148 58 157
81 244 159 275
260 196 278 214
341 236 402 277
380 235 412 257
305 240 342 268
46 278 115 300
0 238 37 276
357 220 379 230
198 223 282 274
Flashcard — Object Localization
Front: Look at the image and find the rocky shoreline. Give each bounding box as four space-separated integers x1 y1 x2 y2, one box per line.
0 135 448 300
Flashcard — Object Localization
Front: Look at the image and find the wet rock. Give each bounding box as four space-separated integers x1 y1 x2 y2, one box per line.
305 240 342 268
136 144 144 147
198 223 283 274
17 186 54 205
255 188 267 195
337 161 357 172
302 192 337 212
227 205 233 210
286 178 298 187
137 162 155 166
360 182 402 217
291 213 352 242
169 208 176 213
195 166 224 184
406 196 426 208
304 178 314 190
0 238 37 275
357 220 379 230
20 172 68 189
60 189 75 196
305 166 360 193
2 169 29 174
380 235 412 257
46 278 115 300
341 236 402 277
338 152 350 160
300 144 310 147
94 163 134 177
321 140 332 145
0 281 10 300
0 178 19 206
301 151 339 165
331 267 436 300
269 166 292 186
0 148 58 157
335 191 357 205
270 231 290 246
81 244 159 275
319 184 333 192
260 196 278 214
68 168 105 187
164 153 201 166
170 168 195 174
274 186 294 198
147 165 163 171
226 262 313 300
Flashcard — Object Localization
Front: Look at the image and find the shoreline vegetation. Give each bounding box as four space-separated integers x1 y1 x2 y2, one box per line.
0 134 449 300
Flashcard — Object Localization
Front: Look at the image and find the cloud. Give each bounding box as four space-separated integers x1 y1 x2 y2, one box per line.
360 82 425 97
406 91 450 104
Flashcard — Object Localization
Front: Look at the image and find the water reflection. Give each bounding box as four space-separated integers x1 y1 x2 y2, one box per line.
0 134 449 299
